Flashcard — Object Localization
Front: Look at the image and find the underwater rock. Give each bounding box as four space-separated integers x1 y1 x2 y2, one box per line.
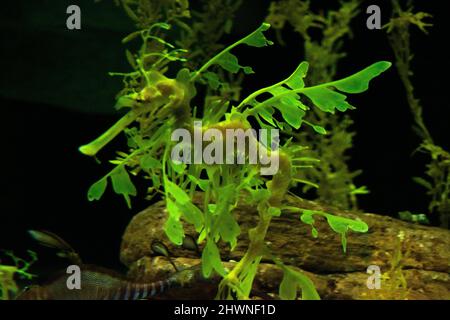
120 194 450 299
125 256 450 300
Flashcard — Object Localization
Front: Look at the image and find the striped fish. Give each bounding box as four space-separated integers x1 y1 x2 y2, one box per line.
16 264 201 300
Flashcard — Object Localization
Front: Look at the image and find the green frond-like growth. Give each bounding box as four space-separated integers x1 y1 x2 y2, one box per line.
0 251 37 300
266 0 368 210
385 0 449 228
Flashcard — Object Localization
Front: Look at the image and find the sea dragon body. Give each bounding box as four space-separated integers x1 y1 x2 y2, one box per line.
16 264 205 300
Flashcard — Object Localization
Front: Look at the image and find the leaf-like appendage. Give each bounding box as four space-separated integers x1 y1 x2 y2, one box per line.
87 178 107 201
164 215 184 245
301 61 391 114
279 267 320 300
178 201 204 232
240 257 262 297
187 174 209 191
165 179 190 204
241 22 274 47
111 166 137 208
170 160 186 174
258 106 276 126
203 72 222 90
241 60 391 131
166 197 182 219
269 87 301 107
164 177 204 235
140 154 160 170
202 240 227 278
207 184 241 248
312 124 327 135
279 271 297 300
303 87 354 113
300 210 319 238
268 86 305 129
333 61 392 93
216 52 254 74
276 100 303 129
300 210 315 224
218 212 241 249
195 23 273 81
300 210 368 252
290 268 320 300
164 198 184 245
285 61 308 90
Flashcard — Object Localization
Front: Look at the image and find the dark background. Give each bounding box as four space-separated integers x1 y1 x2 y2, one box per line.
0 0 448 274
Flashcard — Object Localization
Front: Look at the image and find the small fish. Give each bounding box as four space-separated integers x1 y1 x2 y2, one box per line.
181 234 200 255
28 230 82 265
151 240 179 272
16 264 204 300
151 240 170 257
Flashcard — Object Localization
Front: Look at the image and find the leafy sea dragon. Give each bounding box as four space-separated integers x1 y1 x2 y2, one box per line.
16 230 208 300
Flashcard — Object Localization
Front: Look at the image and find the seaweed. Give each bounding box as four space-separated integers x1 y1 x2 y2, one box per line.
385 0 449 228
0 251 37 300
